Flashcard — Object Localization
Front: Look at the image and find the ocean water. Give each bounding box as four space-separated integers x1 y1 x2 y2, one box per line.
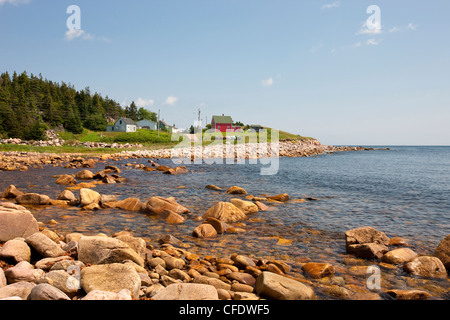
1 145 450 298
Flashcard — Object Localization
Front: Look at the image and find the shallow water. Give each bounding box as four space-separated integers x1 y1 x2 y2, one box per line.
1 146 449 299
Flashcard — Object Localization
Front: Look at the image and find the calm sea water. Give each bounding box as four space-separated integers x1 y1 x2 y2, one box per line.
1 146 449 261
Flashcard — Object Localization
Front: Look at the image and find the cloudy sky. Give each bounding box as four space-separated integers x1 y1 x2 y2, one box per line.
1 0 449 145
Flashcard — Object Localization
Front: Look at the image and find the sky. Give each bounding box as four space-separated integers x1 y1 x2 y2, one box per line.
0 0 449 145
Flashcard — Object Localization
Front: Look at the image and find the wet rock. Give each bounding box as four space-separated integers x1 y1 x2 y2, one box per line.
25 232 66 258
255 201 270 211
163 166 188 175
0 282 36 300
82 203 101 211
100 195 118 204
153 283 218 300
205 185 222 191
192 224 218 238
159 210 186 225
57 190 76 202
345 226 390 250
116 198 142 211
75 170 94 180
386 289 431 300
81 263 141 298
205 217 229 234
381 248 418 265
231 254 256 269
267 193 290 202
389 237 410 247
55 175 76 185
228 272 256 285
142 196 190 215
434 234 450 269
16 193 50 206
77 236 144 267
255 272 315 300
2 185 24 199
203 202 247 223
0 239 31 263
302 262 335 279
79 188 101 207
226 186 247 195
230 199 259 214
403 256 448 279
347 243 388 259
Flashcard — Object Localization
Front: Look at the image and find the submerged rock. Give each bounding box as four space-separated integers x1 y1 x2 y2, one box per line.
203 202 247 223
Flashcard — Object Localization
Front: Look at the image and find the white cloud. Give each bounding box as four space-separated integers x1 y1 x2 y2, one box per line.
389 26 401 33
321 1 340 10
357 21 382 35
406 23 418 31
64 29 85 41
64 29 110 42
163 96 178 106
261 77 274 87
135 98 155 108
0 0 30 6
366 38 381 46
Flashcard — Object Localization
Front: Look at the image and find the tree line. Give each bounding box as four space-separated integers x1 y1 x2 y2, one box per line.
0 71 157 140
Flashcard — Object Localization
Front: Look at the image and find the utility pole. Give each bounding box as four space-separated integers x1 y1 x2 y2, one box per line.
197 108 201 133
157 109 160 138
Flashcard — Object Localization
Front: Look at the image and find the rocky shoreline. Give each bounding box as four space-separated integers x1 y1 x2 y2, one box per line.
0 162 449 300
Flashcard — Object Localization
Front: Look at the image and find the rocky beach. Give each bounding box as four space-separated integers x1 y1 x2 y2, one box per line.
0 142 448 301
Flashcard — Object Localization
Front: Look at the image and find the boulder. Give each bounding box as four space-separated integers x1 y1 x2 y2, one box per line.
35 270 83 298
0 282 36 300
79 188 101 207
226 186 247 195
141 196 189 215
81 263 141 298
4 265 45 284
345 226 390 250
55 175 76 185
434 234 450 269
28 283 71 301
81 289 132 300
113 235 146 259
203 202 247 223
163 166 188 175
159 210 186 224
77 236 145 267
255 271 315 300
0 269 6 288
75 170 94 180
100 195 118 204
25 232 66 258
230 199 259 214
231 254 256 269
347 243 388 259
2 185 23 199
403 256 448 279
381 248 418 265
0 239 31 263
116 198 142 211
302 263 335 279
205 217 229 234
205 185 222 191
267 193 290 202
153 283 218 300
385 289 431 300
58 190 76 202
193 275 232 291
192 224 218 238
15 193 50 206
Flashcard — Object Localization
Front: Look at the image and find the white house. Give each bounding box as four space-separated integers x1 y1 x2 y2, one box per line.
106 117 137 132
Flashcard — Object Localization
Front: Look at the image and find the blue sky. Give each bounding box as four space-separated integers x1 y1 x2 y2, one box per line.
1 0 449 145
